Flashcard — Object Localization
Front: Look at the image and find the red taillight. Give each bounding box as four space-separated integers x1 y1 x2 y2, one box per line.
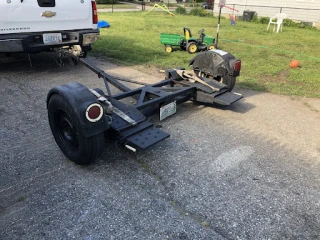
234 61 241 72
86 103 103 122
92 1 98 24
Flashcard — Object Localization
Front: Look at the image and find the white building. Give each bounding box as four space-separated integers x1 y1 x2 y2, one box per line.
213 0 320 26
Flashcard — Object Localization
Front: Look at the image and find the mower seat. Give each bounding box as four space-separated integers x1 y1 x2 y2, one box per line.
184 27 192 40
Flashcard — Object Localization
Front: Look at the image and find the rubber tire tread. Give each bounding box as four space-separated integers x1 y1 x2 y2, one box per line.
222 75 236 92
48 94 105 165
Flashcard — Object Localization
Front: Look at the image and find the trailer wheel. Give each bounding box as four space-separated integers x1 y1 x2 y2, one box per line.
187 42 198 54
220 75 236 92
165 45 173 53
48 94 105 165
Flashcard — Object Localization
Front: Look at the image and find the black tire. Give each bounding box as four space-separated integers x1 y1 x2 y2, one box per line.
187 42 198 54
221 75 237 92
48 94 105 165
180 40 186 50
80 45 91 58
80 50 88 58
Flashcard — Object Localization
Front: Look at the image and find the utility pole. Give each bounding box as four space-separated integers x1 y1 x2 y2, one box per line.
215 0 226 49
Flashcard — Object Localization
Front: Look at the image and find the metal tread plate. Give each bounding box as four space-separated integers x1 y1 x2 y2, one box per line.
118 121 153 140
213 91 243 105
125 126 170 150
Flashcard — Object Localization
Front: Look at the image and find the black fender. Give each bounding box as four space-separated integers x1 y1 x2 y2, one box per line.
189 50 241 78
47 82 110 138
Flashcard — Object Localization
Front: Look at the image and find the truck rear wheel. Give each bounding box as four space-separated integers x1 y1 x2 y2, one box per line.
48 94 105 165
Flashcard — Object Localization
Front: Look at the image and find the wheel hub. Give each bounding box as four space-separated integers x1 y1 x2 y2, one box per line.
57 112 79 150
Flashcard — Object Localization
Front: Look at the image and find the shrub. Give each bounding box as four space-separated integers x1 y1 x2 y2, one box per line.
282 18 298 27
175 6 187 15
297 23 315 29
251 13 258 23
258 17 270 24
189 8 209 17
281 19 315 29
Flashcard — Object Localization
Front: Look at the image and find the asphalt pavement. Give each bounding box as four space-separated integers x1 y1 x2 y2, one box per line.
0 53 320 240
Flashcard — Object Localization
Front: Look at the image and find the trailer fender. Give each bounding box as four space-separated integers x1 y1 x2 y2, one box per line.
189 50 241 78
47 82 110 138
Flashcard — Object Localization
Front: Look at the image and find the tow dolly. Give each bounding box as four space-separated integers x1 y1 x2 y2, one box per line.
47 48 243 165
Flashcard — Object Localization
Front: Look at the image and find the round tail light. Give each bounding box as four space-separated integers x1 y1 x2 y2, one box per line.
86 103 103 122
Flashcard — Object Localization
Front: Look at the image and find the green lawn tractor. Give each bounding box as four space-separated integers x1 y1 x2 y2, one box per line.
160 27 215 54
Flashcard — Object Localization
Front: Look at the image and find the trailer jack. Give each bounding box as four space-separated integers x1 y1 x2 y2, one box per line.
47 48 243 165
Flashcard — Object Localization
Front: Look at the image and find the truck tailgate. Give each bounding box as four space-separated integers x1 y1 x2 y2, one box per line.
0 0 95 34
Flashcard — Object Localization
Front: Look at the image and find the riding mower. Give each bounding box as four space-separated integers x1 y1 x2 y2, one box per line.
160 27 215 53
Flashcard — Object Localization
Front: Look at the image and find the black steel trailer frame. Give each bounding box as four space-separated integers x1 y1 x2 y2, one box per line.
79 55 242 114
47 49 243 165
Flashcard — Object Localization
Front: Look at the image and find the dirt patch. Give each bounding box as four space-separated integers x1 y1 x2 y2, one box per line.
262 70 290 84
134 65 166 80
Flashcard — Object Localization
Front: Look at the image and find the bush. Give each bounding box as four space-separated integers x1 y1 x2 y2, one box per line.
175 6 187 15
281 19 314 29
189 8 209 17
251 13 258 23
259 17 270 24
282 18 298 27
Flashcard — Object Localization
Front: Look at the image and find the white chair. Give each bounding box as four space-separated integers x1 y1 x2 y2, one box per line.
267 13 287 33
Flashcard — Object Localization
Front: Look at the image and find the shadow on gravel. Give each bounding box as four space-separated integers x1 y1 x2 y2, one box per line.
0 52 120 74
194 96 257 114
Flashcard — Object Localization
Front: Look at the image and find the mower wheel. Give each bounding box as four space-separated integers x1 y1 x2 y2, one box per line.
165 45 173 53
207 44 215 50
221 75 237 92
48 94 105 165
180 40 186 50
187 42 198 54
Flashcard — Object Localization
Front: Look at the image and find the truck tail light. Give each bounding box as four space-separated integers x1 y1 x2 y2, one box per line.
234 61 241 72
92 1 98 24
86 103 103 122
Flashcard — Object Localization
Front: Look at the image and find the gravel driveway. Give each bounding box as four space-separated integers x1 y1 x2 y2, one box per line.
0 53 319 240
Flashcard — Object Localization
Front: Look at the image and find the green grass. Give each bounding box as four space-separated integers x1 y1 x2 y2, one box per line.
97 4 136 9
94 12 320 98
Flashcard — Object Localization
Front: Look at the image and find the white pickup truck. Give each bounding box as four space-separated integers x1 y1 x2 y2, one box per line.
0 0 99 56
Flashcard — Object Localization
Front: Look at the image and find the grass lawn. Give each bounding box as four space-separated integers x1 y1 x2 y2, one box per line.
97 4 137 9
94 12 320 98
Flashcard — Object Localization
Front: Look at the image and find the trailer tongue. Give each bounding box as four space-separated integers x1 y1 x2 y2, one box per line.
47 49 243 165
